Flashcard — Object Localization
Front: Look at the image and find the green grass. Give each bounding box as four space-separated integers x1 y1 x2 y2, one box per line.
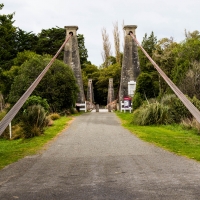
0 116 73 170
116 112 200 161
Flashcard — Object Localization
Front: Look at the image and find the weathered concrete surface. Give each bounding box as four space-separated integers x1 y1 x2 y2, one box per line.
87 79 94 103
107 78 115 105
0 112 200 200
63 26 85 103
119 25 140 102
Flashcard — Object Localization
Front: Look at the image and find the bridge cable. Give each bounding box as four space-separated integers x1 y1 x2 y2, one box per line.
130 32 200 124
0 33 72 136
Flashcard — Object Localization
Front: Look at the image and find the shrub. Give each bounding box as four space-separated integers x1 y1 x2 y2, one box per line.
23 96 49 112
133 102 172 125
181 118 200 134
132 92 143 111
21 105 49 138
161 94 190 123
191 96 200 111
69 107 78 114
48 113 60 120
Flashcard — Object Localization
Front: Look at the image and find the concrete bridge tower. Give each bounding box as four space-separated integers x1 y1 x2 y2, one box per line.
64 26 85 103
119 25 140 102
87 79 94 104
107 78 115 112
107 78 115 105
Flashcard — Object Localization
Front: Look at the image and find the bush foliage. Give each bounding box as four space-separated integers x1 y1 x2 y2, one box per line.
8 54 78 112
132 94 200 126
21 105 49 138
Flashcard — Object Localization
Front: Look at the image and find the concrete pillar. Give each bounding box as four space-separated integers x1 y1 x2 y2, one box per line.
119 25 140 102
107 78 115 105
64 26 85 103
87 79 94 104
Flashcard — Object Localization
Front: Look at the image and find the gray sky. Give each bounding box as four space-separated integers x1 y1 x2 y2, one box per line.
2 0 200 66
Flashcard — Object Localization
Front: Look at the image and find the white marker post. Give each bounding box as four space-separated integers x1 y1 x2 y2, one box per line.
9 122 12 139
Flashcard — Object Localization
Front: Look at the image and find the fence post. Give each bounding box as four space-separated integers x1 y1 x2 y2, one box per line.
9 122 12 139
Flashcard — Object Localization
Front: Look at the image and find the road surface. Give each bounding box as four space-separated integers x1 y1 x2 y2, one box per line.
0 112 200 199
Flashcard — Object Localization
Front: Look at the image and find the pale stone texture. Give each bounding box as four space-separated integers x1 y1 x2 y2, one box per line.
107 78 115 105
87 79 94 103
119 25 140 102
64 26 85 103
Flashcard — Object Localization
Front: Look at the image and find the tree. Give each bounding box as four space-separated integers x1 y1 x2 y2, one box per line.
81 63 99 97
0 51 38 97
95 63 121 105
15 28 38 52
101 27 112 68
139 32 157 72
113 22 121 64
77 34 88 65
0 4 16 71
135 32 159 105
9 54 78 112
153 37 179 95
36 27 66 60
179 61 200 99
171 31 200 85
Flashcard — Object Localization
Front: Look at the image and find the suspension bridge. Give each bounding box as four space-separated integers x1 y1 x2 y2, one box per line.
1 25 200 135
1 25 200 199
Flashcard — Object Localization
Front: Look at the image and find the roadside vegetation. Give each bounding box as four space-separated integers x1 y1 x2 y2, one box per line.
0 116 74 170
116 112 200 161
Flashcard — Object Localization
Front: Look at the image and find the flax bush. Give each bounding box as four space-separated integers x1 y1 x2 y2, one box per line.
181 118 200 134
133 102 171 125
21 105 49 138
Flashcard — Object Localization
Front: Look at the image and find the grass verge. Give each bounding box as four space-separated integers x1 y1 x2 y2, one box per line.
0 116 73 170
116 112 200 161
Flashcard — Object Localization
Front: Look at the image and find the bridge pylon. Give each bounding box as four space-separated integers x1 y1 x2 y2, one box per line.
119 25 140 103
107 78 115 112
63 26 85 103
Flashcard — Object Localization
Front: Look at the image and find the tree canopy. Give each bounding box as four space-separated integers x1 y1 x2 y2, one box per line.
9 54 78 112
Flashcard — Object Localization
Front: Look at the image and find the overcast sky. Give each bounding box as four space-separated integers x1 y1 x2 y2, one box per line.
2 0 200 66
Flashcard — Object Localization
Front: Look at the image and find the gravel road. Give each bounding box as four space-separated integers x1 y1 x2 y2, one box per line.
0 112 200 200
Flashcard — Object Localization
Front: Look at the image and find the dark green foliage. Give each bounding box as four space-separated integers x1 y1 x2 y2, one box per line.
36 27 65 60
0 4 16 71
9 54 78 112
23 96 49 112
95 63 121 105
138 32 157 72
77 34 88 65
132 92 143 110
13 50 38 66
153 38 179 96
161 94 189 123
172 31 200 85
135 72 159 100
21 105 49 138
135 32 159 105
15 28 38 52
82 63 99 97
